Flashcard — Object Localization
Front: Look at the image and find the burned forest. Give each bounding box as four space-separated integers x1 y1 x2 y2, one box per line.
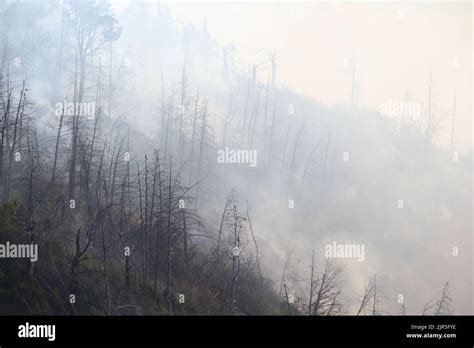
0 1 471 316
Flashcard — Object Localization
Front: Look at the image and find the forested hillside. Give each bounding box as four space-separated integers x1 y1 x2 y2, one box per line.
0 1 470 315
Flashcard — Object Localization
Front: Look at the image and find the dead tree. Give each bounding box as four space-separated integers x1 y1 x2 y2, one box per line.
246 202 263 286
422 282 453 315
283 282 292 315
178 65 188 166
227 204 244 314
216 189 236 254
356 275 376 315
195 100 208 206
69 206 110 314
166 156 173 314
308 249 315 315
51 91 67 186
188 91 199 186
279 250 293 298
280 110 292 176
4 80 27 198
311 259 343 315
153 151 163 298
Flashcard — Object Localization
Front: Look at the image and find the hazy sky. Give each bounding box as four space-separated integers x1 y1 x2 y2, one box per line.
113 0 472 150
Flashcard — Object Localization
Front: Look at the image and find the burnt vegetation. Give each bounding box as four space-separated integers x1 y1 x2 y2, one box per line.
0 1 468 315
